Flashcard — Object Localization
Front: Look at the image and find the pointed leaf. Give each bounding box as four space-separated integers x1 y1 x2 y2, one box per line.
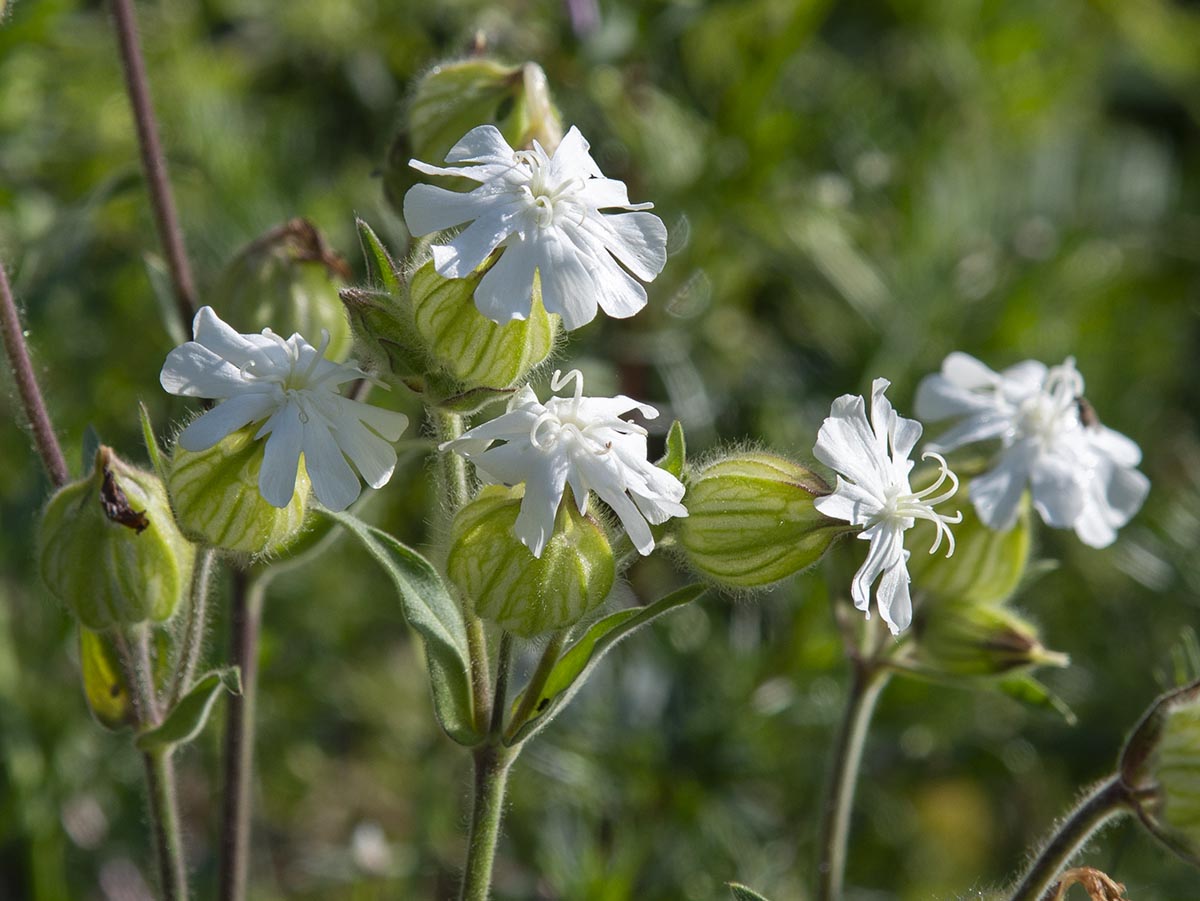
79 627 135 732
508 584 706 745
729 884 772 901
135 667 241 752
658 420 686 478
142 252 187 346
138 402 168 483
997 673 1077 725
322 510 478 745
356 219 403 296
435 385 516 414
81 425 102 477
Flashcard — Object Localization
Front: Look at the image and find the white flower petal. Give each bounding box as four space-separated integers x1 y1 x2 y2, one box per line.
445 124 517 165
850 524 903 614
814 392 891 497
404 184 497 237
434 208 522 278
514 456 570 558
1029 452 1086 529
302 418 362 512
190 306 277 365
257 406 305 508
177 392 279 452
970 444 1035 530
814 477 885 527
161 344 257 398
876 555 913 635
544 126 601 181
474 240 537 323
586 211 668 282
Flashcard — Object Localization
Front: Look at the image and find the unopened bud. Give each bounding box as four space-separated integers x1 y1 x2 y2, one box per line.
907 485 1032 605
447 485 614 637
216 219 354 362
912 598 1068 678
385 59 564 210
1121 681 1200 864
411 260 556 397
677 453 846 589
39 447 194 630
168 424 309 555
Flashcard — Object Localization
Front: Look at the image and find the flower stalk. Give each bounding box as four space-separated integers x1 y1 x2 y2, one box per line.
109 0 198 330
0 261 69 488
169 547 216 707
1006 777 1131 901
816 662 890 901
218 571 267 901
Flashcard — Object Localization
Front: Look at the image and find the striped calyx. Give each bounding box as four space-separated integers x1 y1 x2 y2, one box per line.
168 423 309 555
411 259 556 395
1122 681 1200 865
447 485 613 637
677 453 844 589
907 486 1031 605
39 446 194 630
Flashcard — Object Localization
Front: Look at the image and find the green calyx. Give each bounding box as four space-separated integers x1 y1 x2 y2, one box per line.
677 452 845 589
215 218 353 362
447 485 614 638
907 487 1032 605
39 447 194 630
168 424 309 556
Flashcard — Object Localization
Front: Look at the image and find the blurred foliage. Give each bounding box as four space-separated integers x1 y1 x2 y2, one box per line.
2 0 1200 898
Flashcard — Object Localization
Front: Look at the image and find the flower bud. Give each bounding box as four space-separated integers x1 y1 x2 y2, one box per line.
911 598 1068 678
168 424 309 555
216 219 354 362
39 447 194 630
676 453 846 589
906 485 1032 605
411 260 556 396
385 59 564 210
447 485 614 637
1120 681 1200 864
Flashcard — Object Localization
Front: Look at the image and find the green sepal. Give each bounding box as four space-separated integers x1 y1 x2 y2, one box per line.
135 668 242 752
658 420 686 479
79 627 135 732
322 510 478 746
138 402 169 483
729 885 772 901
507 584 706 745
431 385 517 415
355 218 404 296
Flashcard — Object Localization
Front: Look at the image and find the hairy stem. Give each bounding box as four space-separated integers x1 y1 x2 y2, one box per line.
0 261 69 487
1006 776 1131 901
169 547 216 708
490 633 514 736
816 664 889 901
459 744 514 901
142 749 189 901
109 0 198 331
505 630 567 741
433 410 492 730
218 571 266 901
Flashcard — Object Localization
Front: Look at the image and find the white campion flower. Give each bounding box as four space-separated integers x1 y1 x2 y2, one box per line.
440 369 687 558
160 306 409 512
403 125 667 331
914 352 1149 547
814 378 962 634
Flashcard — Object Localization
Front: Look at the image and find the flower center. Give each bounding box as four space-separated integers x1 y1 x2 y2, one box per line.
527 369 645 454
1013 361 1084 448
871 453 962 557
514 150 585 229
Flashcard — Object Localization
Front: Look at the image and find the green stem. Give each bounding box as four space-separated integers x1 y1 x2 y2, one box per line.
169 547 216 707
142 749 189 901
1006 776 1131 901
505 630 567 742
434 409 492 730
459 744 514 901
490 633 514 736
218 571 267 901
816 664 889 901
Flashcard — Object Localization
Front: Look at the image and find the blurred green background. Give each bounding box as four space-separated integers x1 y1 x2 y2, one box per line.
2 0 1200 898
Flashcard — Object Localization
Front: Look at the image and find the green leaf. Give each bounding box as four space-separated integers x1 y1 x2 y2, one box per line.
658 420 686 478
135 667 241 752
138 402 168 483
355 219 403 296
434 385 516 414
729 884 772 901
79 627 134 732
80 425 102 477
508 584 706 745
321 510 478 745
997 674 1077 725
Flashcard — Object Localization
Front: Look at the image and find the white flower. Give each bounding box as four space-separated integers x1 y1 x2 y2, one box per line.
441 369 687 558
403 125 668 331
160 306 409 511
814 378 961 634
914 352 1149 547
